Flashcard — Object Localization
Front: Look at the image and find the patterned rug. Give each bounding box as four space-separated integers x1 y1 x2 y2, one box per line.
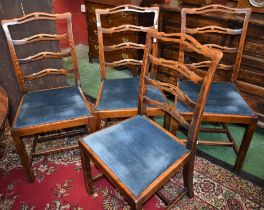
0 127 263 210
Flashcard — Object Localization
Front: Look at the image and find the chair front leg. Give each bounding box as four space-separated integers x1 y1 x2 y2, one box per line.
11 132 35 183
80 146 94 194
94 113 101 131
87 117 96 134
234 121 257 172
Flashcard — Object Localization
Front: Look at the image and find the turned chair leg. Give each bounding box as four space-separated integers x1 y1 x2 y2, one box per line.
80 146 94 194
183 156 195 198
11 132 35 182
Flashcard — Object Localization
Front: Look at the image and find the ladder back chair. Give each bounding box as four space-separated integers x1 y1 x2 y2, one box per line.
94 4 166 130
178 5 258 171
79 29 222 210
1 12 95 182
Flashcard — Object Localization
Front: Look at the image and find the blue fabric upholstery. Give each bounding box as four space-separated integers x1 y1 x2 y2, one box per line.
97 77 166 110
83 115 188 196
14 86 91 129
177 81 254 116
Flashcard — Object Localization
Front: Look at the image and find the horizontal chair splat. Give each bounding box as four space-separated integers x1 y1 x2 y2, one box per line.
204 44 237 53
185 61 233 71
106 59 142 68
97 4 159 15
104 42 145 51
149 54 203 83
144 96 190 130
218 63 234 71
24 68 73 81
146 77 196 109
19 51 71 64
186 26 242 35
13 33 68 45
101 25 152 33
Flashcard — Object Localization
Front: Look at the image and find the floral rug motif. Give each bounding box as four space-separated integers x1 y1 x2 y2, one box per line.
0 127 263 210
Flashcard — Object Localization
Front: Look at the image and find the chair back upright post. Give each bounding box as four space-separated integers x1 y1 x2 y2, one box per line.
180 5 251 82
95 4 159 81
139 29 223 151
1 12 81 93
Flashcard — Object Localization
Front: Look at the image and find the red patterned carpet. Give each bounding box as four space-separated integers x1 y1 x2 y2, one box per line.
0 128 263 210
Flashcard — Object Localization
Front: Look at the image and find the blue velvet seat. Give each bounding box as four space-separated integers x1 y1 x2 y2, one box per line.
97 77 166 110
14 86 91 129
83 115 188 196
177 81 254 116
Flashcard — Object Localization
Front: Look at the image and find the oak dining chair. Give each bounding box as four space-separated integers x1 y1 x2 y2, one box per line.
79 29 222 209
1 12 95 182
177 4 258 171
94 4 166 130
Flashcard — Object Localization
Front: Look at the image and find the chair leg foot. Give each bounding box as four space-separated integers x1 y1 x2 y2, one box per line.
130 202 143 210
11 132 35 183
183 158 194 198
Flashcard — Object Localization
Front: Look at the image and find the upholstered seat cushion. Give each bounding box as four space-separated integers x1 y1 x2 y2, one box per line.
83 115 188 196
14 86 91 129
96 77 166 110
177 81 254 116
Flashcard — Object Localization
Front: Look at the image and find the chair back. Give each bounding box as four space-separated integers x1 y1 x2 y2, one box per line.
139 29 223 151
181 5 251 82
1 12 79 94
95 4 159 81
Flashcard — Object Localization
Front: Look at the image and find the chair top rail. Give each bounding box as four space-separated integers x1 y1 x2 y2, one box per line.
24 68 73 81
182 4 251 15
18 51 71 64
1 12 70 26
96 4 159 15
13 33 68 45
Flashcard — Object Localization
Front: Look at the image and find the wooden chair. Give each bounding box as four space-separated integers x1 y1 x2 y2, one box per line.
79 29 222 209
177 5 258 171
94 4 166 130
1 12 95 182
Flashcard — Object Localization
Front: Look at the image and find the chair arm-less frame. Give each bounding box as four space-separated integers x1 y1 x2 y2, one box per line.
79 29 222 209
178 5 258 171
94 5 167 130
1 12 95 182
